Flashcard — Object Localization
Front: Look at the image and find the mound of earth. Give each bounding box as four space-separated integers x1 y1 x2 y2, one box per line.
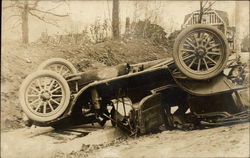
1 39 171 131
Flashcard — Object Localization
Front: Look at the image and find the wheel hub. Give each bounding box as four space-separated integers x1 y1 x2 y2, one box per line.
196 47 206 58
40 91 51 101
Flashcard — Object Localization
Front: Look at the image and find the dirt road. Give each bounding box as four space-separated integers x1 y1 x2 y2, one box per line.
88 123 250 158
1 123 126 158
1 122 249 158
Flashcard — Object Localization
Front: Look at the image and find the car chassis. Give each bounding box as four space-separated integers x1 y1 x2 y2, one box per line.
19 24 249 135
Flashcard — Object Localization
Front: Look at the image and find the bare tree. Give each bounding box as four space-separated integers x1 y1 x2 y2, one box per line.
90 18 110 43
3 0 69 44
112 0 119 39
132 1 162 24
198 0 216 23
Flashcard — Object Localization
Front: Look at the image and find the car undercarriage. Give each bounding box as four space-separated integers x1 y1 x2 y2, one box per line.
19 24 249 135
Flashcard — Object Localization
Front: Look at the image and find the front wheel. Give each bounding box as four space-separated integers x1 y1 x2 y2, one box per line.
19 70 71 123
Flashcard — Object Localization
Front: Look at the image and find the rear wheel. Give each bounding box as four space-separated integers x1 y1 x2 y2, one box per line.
19 70 70 122
173 24 229 80
38 58 77 77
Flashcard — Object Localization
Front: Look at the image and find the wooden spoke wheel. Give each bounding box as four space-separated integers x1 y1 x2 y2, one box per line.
19 70 70 122
38 58 77 77
173 24 229 80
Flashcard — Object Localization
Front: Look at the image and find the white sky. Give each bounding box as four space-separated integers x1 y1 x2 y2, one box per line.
2 0 249 42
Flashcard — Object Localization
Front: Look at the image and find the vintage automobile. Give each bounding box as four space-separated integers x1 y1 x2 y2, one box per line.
19 24 249 135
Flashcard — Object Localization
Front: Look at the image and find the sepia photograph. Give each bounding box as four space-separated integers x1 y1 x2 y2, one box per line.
1 0 250 157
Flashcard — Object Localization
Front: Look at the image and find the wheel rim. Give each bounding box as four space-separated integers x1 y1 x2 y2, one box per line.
24 76 66 117
177 28 227 76
44 64 73 77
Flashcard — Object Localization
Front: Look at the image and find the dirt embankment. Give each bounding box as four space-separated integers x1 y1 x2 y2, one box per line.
1 39 170 130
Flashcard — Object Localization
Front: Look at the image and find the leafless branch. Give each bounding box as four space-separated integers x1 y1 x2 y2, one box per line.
6 14 20 19
11 19 22 29
202 0 209 9
29 0 40 9
12 22 22 29
46 2 64 12
4 14 21 23
14 0 26 6
3 5 23 9
3 22 20 32
203 1 216 13
28 10 60 27
29 8 68 17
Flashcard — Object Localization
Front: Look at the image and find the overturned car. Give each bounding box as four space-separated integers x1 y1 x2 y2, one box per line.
19 24 249 135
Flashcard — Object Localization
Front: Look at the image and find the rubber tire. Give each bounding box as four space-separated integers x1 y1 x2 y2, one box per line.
38 58 77 74
173 24 229 80
19 70 71 123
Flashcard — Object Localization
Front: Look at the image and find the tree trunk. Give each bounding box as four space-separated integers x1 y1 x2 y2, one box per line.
235 1 241 55
199 0 203 23
112 0 119 39
125 17 130 36
22 2 29 44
